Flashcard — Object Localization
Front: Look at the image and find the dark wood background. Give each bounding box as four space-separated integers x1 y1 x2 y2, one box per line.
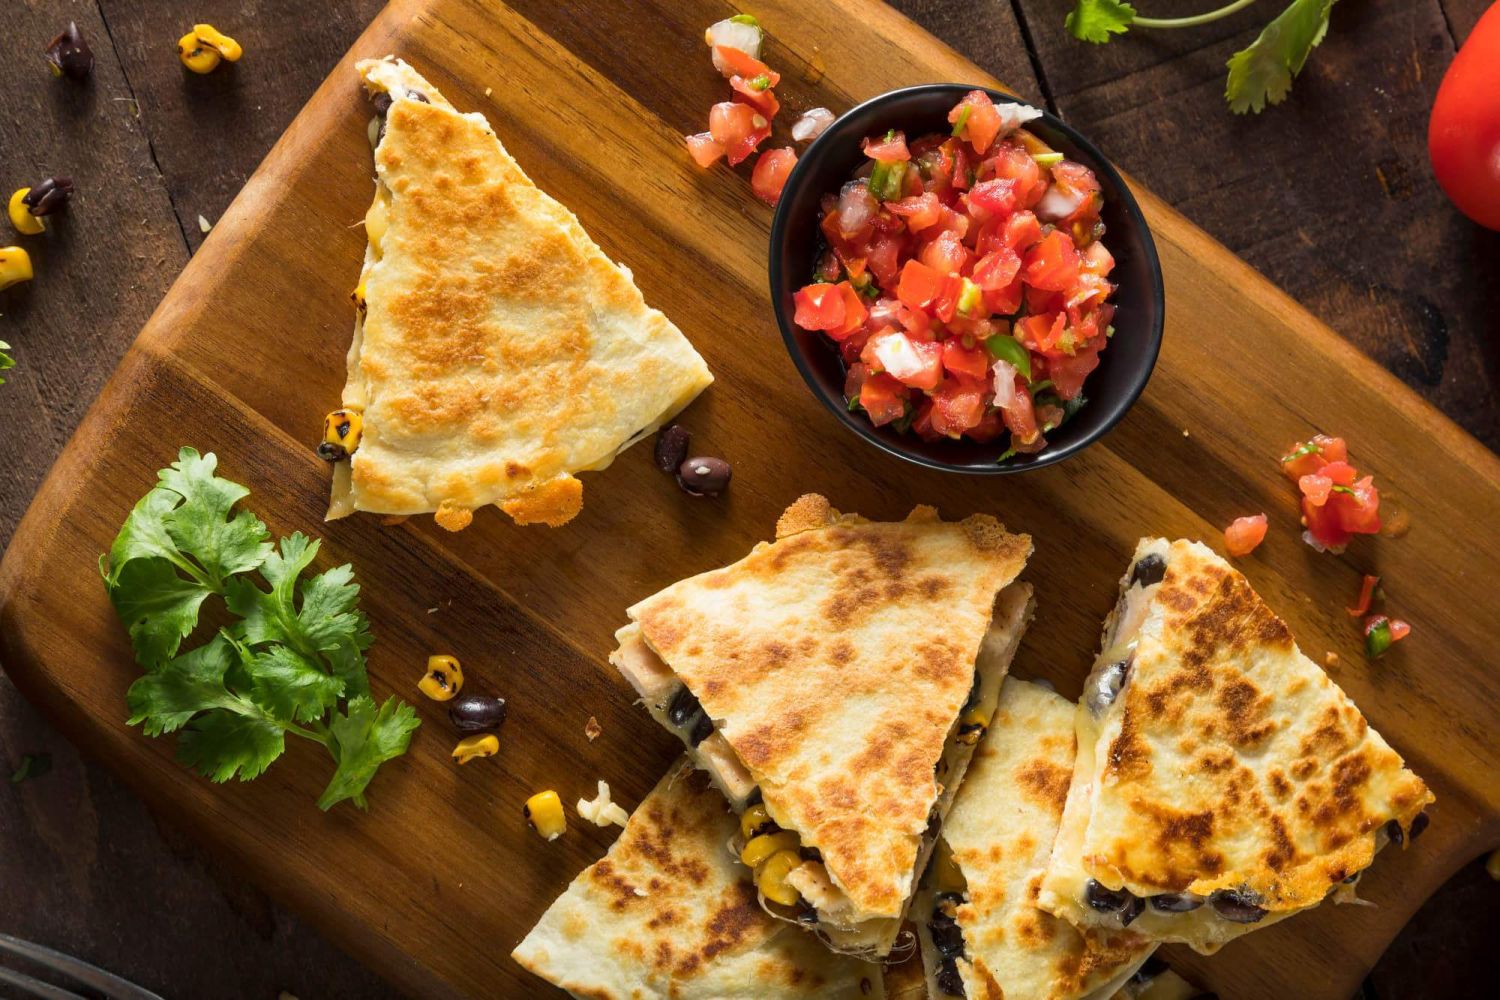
0 1 1494 997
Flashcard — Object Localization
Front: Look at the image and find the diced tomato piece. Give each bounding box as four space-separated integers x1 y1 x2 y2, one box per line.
982 277 1024 316
942 339 991 380
1348 574 1381 617
948 90 1004 155
1023 230 1082 292
730 75 781 118
750 147 797 206
864 331 944 390
1224 514 1268 557
929 378 988 437
1319 460 1357 487
896 259 947 310
863 130 911 162
888 192 942 233
1015 312 1067 356
1049 160 1102 228
1083 240 1115 276
865 232 903 289
1299 473 1334 507
829 281 869 340
1280 435 1347 480
911 397 939 440
859 371 910 427
1303 497 1353 551
685 131 725 167
838 327 872 364
712 46 780 85
966 407 1006 443
1389 619 1412 642
933 274 964 323
792 283 845 331
983 141 1044 208
997 382 1039 445
1331 475 1382 534
972 247 1021 291
1003 211 1043 253
1045 340 1102 399
919 229 971 276
1024 283 1065 317
844 361 870 400
897 302 933 339
709 101 770 166
966 178 1018 220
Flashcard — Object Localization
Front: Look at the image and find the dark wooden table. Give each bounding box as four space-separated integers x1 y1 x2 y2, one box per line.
0 1 1494 997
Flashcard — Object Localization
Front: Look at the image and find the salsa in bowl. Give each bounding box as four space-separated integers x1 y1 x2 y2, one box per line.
769 86 1164 473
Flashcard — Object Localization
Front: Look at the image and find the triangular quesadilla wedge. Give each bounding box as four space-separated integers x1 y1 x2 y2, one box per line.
611 494 1033 957
1038 539 1434 954
511 760 884 999
327 57 712 531
915 678 1154 1000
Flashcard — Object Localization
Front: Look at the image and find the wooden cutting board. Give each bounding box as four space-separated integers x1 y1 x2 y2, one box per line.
1 1 1496 997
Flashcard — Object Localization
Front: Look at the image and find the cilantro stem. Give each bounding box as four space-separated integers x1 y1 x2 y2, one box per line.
1134 0 1259 29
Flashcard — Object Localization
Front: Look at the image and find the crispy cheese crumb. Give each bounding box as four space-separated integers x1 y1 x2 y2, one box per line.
584 715 602 742
576 780 630 828
633 886 648 897
484 86 493 96
1325 651 1339 666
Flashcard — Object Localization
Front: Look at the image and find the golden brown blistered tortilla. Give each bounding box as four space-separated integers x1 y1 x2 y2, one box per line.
627 494 1033 931
1039 539 1434 954
511 761 884 999
919 679 1153 1000
329 57 712 530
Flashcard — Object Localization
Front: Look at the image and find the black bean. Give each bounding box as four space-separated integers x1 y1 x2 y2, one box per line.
1085 657 1131 716
316 441 348 462
927 914 965 958
1133 954 1170 982
447 694 507 732
654 424 690 473
666 686 702 727
687 713 714 747
1129 553 1167 588
1149 892 1204 913
45 22 94 81
371 92 393 116
1208 888 1267 923
935 957 966 997
1085 880 1144 925
1342 872 1360 884
22 177 74 216
1408 812 1430 841
796 907 819 925
677 456 732 496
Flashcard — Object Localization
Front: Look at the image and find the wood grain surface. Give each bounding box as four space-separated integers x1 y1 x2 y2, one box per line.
0 1 1494 1000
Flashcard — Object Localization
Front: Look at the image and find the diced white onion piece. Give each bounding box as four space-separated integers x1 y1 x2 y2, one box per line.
996 102 1044 136
706 18 763 74
992 360 1020 406
836 181 877 237
577 780 631 828
867 297 902 330
792 107 836 143
871 332 925 382
1035 182 1085 222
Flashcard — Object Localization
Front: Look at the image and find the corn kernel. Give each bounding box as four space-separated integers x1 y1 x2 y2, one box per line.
740 830 799 869
740 802 774 841
7 190 43 235
418 654 463 701
192 24 242 61
351 282 367 312
0 247 34 291
451 733 499 764
525 790 567 840
178 24 241 74
756 849 803 906
318 408 363 462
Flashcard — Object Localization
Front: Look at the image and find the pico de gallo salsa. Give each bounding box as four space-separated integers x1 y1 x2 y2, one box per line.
1279 434 1383 552
791 90 1117 457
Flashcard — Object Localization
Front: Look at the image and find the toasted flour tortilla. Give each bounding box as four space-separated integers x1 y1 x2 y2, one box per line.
916 679 1153 1000
1039 539 1433 954
613 494 1032 955
511 761 883 999
329 58 712 531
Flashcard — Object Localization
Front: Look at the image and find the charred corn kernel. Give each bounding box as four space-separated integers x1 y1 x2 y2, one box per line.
365 196 388 254
178 24 241 73
524 790 567 840
418 654 463 701
956 707 989 746
8 190 43 235
740 803 775 841
756 850 803 906
0 247 34 291
741 830 799 869
317 408 363 462
451 733 499 764
351 282 367 312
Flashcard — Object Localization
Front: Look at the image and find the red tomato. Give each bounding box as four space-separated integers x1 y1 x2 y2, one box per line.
919 229 971 276
1049 160 1102 229
896 259 947 310
709 101 770 166
911 397 939 440
966 407 1006 443
1389 619 1412 642
966 178 1019 220
713 46 780 85
859 371 910 427
1023 230 1082 292
863 130 911 162
1428 2 1500 230
730 75 781 118
973 248 1021 291
828 281 868 340
982 278 1024 316
1298 473 1334 507
942 339 991 380
685 132 725 167
888 192 942 232
1319 460 1357 487
792 283 845 331
864 331 944 390
1015 312 1067 356
1303 497 1353 551
866 232 904 289
1083 240 1115 276
948 89 1004 154
1003 211 1043 253
844 361 871 400
1045 340 1102 399
997 384 1039 445
983 141 1044 208
929 379 987 437
1224 514 1268 557
750 147 797 206
1280 434 1347 480
1332 475 1382 534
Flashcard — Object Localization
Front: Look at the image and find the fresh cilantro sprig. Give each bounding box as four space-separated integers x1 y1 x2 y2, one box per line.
0 341 14 385
1064 0 1338 114
101 447 418 810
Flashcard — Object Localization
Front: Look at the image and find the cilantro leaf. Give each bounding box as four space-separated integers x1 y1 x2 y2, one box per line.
155 448 273 583
318 696 421 811
0 341 13 385
1066 0 1137 43
126 634 243 735
242 645 346 724
1226 0 1336 114
177 709 287 783
109 558 217 668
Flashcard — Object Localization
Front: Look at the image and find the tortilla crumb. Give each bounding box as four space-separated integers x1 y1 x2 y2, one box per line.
1325 652 1339 666
585 716 602 742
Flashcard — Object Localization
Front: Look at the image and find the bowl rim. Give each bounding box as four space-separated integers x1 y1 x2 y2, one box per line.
767 83 1166 475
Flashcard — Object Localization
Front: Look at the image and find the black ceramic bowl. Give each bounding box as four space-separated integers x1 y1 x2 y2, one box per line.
768 85 1165 473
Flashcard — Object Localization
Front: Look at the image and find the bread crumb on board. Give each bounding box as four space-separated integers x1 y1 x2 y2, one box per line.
585 716 602 742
